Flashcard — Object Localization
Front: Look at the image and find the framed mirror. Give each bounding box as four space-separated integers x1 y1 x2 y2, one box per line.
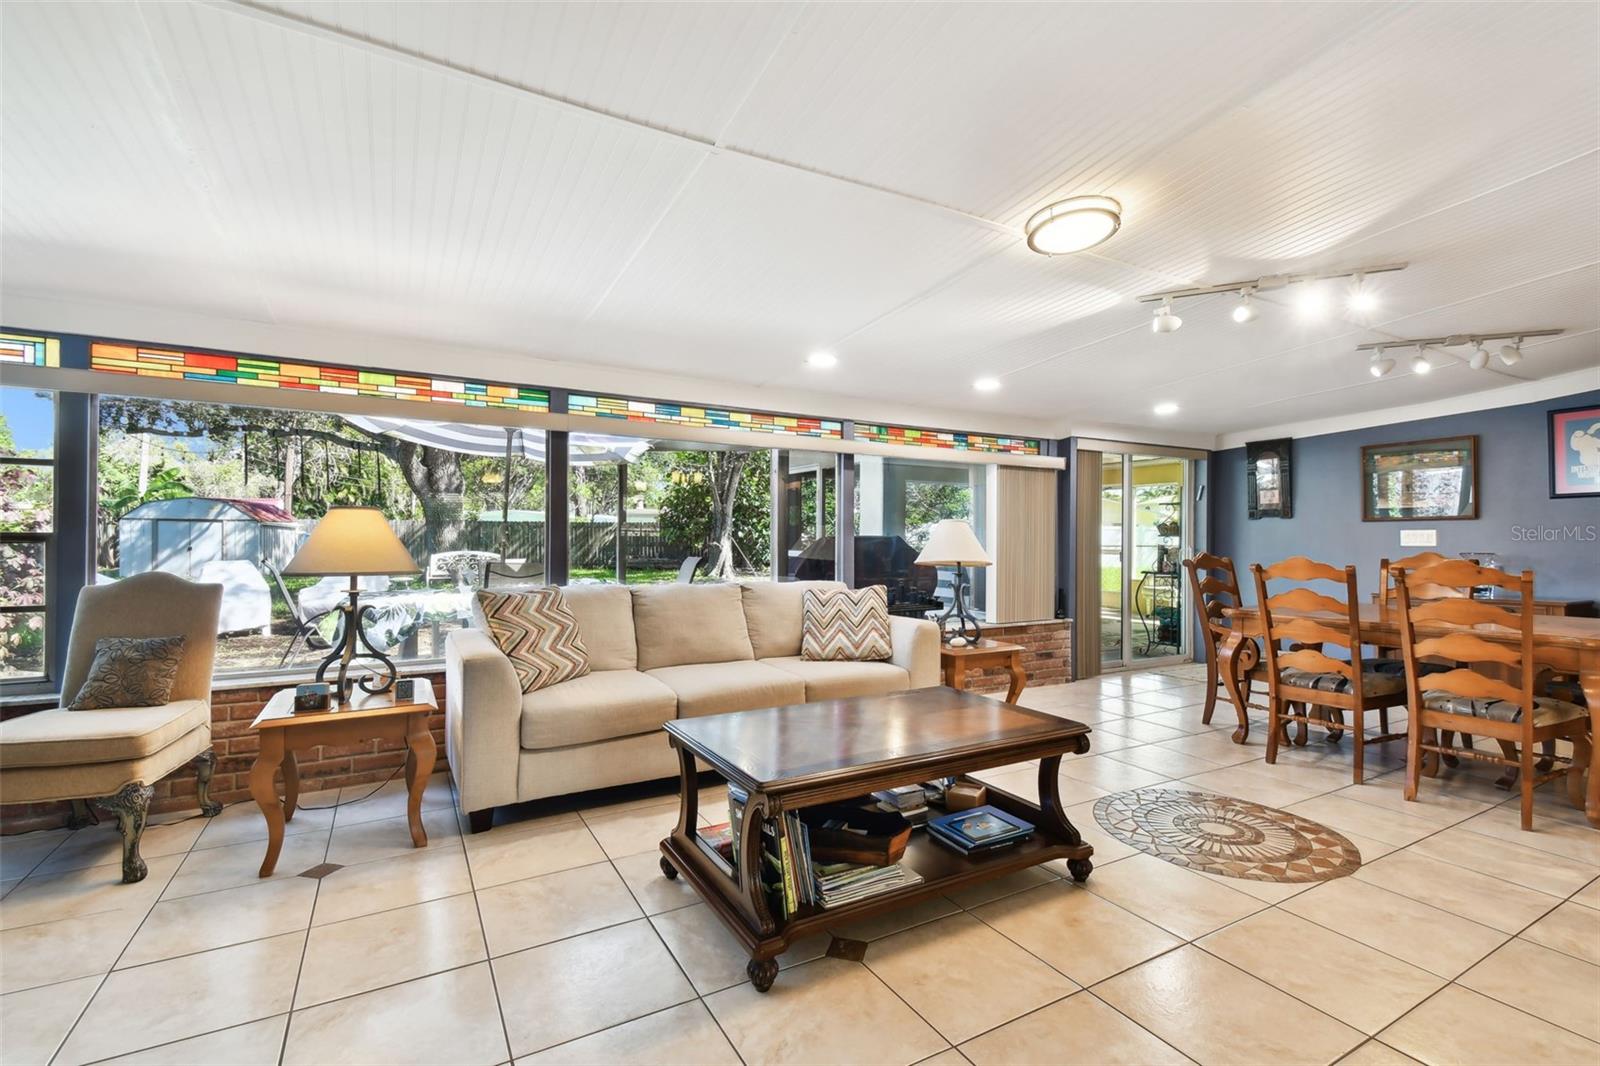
1246 438 1292 520
1361 435 1478 521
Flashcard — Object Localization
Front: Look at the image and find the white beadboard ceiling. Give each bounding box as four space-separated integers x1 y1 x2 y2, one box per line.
2 0 1596 444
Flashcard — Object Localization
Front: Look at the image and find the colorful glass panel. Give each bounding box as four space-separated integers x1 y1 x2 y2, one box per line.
0 333 60 368
568 393 843 439
89 343 549 412
855 422 1040 456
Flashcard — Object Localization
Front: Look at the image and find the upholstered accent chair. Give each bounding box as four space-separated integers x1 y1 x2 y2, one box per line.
0 573 225 882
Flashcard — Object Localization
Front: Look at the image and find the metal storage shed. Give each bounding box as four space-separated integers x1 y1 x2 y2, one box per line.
117 497 301 579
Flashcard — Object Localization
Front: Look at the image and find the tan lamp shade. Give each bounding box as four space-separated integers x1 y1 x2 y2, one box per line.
282 506 420 577
914 519 992 567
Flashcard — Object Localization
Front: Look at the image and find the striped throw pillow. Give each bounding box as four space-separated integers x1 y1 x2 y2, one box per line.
475 587 591 693
801 585 892 662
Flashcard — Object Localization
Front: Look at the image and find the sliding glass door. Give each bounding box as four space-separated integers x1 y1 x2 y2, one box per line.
1099 450 1193 670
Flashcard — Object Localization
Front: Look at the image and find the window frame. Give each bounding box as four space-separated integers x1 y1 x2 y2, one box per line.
0 388 59 694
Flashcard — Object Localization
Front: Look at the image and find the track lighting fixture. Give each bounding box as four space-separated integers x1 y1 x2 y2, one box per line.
1347 273 1378 313
1355 329 1558 380
1231 290 1257 324
1151 298 1182 334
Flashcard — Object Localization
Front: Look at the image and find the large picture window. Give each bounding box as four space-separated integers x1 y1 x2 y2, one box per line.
853 455 988 618
1 387 56 682
96 395 545 677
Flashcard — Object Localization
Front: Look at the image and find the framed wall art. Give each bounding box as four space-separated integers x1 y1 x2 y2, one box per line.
1245 438 1292 519
1361 435 1478 521
1549 404 1600 499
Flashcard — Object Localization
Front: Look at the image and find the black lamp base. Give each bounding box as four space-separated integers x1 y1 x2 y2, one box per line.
313 582 397 705
935 564 983 646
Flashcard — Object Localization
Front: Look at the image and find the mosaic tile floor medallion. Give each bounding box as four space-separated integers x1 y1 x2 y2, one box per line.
1094 788 1362 883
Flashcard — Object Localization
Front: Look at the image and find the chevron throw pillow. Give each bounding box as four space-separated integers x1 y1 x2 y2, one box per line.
801 585 893 662
475 587 591 693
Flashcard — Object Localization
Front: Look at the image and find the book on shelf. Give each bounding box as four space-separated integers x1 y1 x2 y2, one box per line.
926 805 1034 855
757 802 925 919
696 822 735 876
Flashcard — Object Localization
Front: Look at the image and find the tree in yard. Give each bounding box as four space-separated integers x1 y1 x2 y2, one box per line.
656 449 770 580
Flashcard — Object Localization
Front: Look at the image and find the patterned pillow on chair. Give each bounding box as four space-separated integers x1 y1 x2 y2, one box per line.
475 587 591 693
801 585 892 662
67 635 188 710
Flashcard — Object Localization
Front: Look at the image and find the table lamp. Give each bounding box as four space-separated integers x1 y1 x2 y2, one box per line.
282 506 420 703
915 519 992 646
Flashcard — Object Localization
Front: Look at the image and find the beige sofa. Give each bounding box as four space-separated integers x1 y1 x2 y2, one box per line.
445 580 940 829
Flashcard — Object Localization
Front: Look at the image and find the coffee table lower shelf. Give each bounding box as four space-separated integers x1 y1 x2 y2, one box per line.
658 780 1093 992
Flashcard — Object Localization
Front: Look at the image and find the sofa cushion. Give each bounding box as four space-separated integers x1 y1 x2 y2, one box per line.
740 580 846 660
801 585 892 662
560 585 639 672
647 661 805 718
67 635 188 710
520 670 678 750
632 584 755 671
476 587 591 693
761 656 911 700
0 699 210 768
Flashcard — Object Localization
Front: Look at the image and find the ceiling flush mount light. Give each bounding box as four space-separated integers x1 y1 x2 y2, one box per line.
1356 329 1558 381
973 376 1001 393
806 351 837 369
1151 298 1182 334
1231 289 1257 324
1024 195 1122 255
1153 401 1180 416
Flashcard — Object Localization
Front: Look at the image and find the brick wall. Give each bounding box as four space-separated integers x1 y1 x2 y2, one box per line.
1 671 448 835
953 619 1073 694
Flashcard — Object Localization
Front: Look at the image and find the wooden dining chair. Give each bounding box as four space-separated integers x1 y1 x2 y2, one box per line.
1396 560 1591 830
1184 552 1267 727
1250 557 1410 783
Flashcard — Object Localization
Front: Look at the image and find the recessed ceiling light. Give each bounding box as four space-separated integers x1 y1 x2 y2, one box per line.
973 376 1001 392
806 351 837 369
1024 195 1122 255
1231 290 1257 324
1151 298 1182 334
1153 401 1179 416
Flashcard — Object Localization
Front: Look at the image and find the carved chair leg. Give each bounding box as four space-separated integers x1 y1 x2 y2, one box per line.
1536 738 1556 774
1567 733 1590 810
1495 739 1522 790
99 782 154 884
194 750 223 817
67 798 100 830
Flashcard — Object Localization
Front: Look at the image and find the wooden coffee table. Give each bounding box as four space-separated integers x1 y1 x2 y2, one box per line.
249 680 437 877
658 687 1093 991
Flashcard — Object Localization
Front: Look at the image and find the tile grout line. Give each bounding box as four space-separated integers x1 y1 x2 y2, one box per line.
446 782 517 1066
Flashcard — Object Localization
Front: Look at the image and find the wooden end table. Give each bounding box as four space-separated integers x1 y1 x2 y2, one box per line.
659 688 1093 992
941 639 1027 703
249 680 438 877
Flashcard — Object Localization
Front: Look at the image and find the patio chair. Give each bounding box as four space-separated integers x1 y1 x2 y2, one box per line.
427 550 501 590
0 573 225 883
268 562 335 666
484 559 546 588
676 555 702 583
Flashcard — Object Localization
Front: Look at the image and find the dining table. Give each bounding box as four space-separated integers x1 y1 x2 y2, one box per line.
1218 603 1600 828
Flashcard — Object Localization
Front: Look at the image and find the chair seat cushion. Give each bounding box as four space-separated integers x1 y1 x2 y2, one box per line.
1421 692 1587 727
761 656 911 700
1365 657 1447 677
647 661 806 719
1280 669 1405 696
520 670 677 750
0 699 210 768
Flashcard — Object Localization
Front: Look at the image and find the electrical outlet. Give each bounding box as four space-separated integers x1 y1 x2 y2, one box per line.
1400 528 1437 547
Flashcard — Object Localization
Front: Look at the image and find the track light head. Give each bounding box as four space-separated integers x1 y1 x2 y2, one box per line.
1369 352 1395 378
1499 340 1524 366
1347 273 1378 314
1231 290 1257 324
1151 298 1182 334
1468 343 1490 370
1411 347 1432 375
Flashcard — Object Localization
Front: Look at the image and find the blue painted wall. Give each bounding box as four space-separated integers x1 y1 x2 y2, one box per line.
1211 389 1600 601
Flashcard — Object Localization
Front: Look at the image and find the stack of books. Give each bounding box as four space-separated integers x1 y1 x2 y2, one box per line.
927 805 1035 855
814 860 922 909
872 784 930 828
756 803 924 920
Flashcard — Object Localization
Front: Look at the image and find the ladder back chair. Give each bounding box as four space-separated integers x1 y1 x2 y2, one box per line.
1396 560 1590 830
1184 552 1266 727
1250 557 1409 783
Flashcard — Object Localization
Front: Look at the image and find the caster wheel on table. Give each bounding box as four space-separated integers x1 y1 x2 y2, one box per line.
747 957 778 993
1066 857 1093 884
659 855 678 880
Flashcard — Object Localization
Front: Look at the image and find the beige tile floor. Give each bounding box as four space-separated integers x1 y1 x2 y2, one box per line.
3 664 1598 1066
